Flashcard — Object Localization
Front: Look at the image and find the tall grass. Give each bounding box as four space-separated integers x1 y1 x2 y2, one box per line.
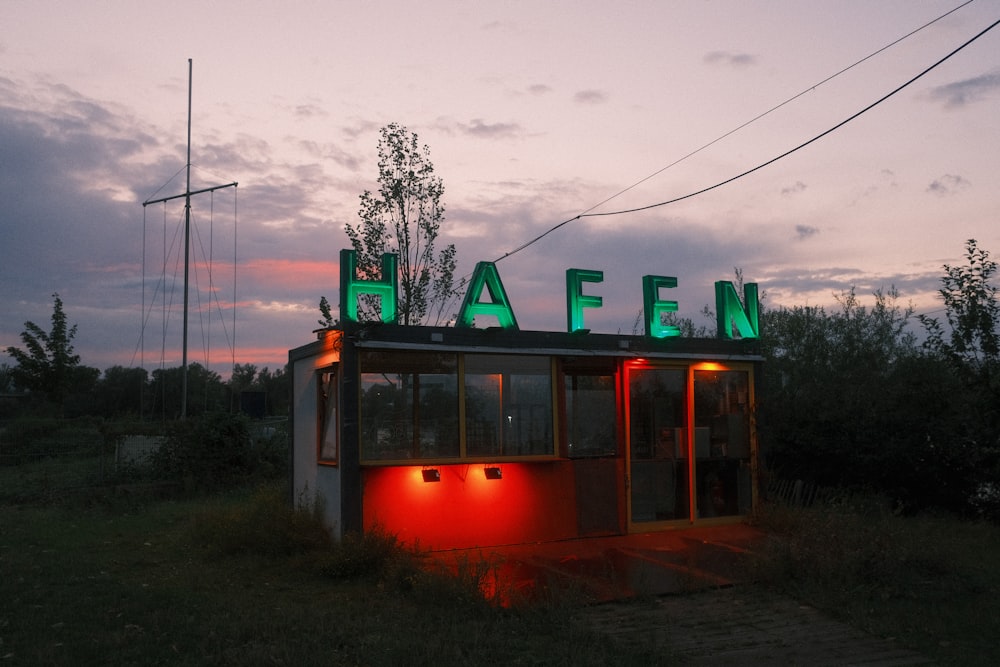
0 483 655 666
750 495 1000 665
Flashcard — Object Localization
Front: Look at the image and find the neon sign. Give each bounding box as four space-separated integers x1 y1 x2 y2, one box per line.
339 249 759 339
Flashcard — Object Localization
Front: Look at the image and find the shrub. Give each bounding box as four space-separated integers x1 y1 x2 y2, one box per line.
152 412 253 490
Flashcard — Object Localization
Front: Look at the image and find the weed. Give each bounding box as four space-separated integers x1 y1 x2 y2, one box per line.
750 495 1000 665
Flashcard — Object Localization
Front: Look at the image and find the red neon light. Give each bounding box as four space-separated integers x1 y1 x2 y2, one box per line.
363 463 579 550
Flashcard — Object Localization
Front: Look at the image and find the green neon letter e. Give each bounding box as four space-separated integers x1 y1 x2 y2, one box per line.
566 268 603 333
643 275 680 338
339 249 398 324
715 281 759 339
456 261 518 329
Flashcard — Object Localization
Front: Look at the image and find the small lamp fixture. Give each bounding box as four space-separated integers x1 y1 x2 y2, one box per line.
484 466 503 480
422 468 441 483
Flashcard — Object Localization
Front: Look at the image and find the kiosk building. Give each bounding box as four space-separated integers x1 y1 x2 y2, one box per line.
289 251 762 550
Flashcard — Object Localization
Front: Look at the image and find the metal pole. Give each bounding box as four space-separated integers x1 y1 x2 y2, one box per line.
181 58 192 419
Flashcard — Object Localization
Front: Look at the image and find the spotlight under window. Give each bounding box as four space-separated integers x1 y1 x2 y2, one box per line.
484 466 502 480
422 468 441 483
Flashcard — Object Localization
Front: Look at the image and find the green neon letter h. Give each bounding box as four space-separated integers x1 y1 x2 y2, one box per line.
566 268 603 333
456 261 518 329
715 281 759 339
339 249 398 324
643 275 680 338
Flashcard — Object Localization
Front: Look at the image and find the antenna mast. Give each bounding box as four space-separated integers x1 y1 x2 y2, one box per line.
143 59 237 419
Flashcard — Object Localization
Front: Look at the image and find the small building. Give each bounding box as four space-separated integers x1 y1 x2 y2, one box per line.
289 251 762 550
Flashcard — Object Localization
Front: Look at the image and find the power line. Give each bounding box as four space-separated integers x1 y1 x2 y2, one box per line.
494 3 992 263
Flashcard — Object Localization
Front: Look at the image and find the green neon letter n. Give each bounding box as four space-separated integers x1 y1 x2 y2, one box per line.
566 268 603 333
715 281 759 339
456 261 518 329
339 249 398 324
643 275 680 338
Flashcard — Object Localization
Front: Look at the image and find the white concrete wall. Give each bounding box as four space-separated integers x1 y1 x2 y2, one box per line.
291 339 343 539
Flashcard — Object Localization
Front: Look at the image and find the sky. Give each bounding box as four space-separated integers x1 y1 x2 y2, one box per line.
2 0 999 377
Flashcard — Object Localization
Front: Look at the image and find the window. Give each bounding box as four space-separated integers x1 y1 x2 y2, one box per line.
564 370 617 457
465 355 554 457
693 369 752 517
318 365 338 464
357 350 556 462
359 351 459 461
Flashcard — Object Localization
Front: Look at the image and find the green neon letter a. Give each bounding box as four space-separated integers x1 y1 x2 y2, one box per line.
456 261 518 329
715 281 759 339
643 275 680 338
339 249 398 324
566 268 603 333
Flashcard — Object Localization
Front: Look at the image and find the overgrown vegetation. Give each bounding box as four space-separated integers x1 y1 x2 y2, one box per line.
758 239 1000 519
750 496 1000 665
0 485 658 666
0 413 287 504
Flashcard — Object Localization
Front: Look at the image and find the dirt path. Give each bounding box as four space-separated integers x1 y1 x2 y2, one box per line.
581 585 933 665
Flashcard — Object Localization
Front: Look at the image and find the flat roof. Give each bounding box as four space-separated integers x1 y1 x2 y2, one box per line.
291 323 763 363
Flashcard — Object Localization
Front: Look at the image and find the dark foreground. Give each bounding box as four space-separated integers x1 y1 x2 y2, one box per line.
428 525 932 665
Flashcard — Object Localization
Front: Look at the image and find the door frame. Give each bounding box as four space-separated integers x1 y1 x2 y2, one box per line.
623 360 758 531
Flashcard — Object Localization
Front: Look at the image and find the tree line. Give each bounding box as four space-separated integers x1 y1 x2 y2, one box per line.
757 239 999 517
2 302 288 421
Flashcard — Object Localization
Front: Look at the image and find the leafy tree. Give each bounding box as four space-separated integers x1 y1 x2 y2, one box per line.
919 239 1000 516
93 365 149 417
0 363 14 394
5 293 85 409
344 122 463 325
757 287 979 512
920 239 1000 403
229 363 258 394
255 365 290 416
225 363 289 417
148 362 225 419
317 296 337 328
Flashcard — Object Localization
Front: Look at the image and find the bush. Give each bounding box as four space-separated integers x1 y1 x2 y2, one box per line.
0 417 103 466
152 412 253 490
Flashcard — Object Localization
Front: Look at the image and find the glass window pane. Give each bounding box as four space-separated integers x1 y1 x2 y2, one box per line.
319 367 338 463
465 355 554 457
565 373 617 457
628 368 688 522
360 351 458 460
694 370 751 517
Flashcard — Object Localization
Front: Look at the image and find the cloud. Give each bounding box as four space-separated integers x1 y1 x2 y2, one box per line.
527 84 552 95
925 70 1000 109
794 225 819 240
703 51 756 67
0 76 353 375
573 89 607 105
292 103 328 120
295 139 362 171
926 174 971 196
459 119 525 140
781 181 807 196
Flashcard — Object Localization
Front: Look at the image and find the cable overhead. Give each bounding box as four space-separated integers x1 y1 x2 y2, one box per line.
575 0 974 221
494 3 992 264
584 15 999 218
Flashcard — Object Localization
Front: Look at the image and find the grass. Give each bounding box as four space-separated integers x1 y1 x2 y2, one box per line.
4 463 999 666
0 484 660 666
748 495 1000 666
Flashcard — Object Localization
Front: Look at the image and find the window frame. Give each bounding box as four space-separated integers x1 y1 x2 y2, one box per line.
357 350 560 465
317 364 339 466
358 350 461 462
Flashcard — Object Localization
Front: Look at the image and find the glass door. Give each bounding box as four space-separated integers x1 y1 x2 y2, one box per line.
626 366 689 525
693 369 753 518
